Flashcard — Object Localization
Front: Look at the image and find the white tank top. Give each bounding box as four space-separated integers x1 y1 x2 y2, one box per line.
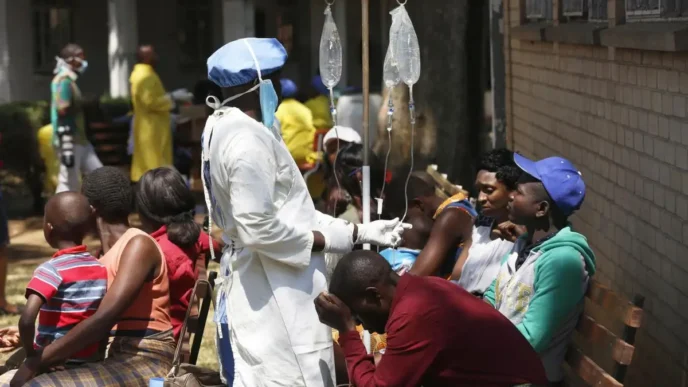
456 225 514 295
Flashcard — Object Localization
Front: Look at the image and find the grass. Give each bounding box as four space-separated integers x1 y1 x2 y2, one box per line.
0 231 220 370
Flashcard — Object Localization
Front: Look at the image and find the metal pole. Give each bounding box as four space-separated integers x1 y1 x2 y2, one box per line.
362 0 370 163
361 0 373 355
361 0 372 237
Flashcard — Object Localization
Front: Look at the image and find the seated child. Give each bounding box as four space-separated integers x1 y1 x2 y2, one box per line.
379 214 432 275
19 192 107 365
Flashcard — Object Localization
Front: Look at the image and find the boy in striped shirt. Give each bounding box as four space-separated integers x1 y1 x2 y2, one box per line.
19 192 107 364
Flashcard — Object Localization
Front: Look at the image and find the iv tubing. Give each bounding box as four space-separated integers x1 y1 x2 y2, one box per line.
401 85 415 223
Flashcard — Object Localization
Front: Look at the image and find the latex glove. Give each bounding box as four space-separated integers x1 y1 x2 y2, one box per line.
322 221 355 254
356 218 412 247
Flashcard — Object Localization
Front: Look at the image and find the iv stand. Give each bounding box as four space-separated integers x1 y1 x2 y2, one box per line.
361 0 371 252
360 0 372 354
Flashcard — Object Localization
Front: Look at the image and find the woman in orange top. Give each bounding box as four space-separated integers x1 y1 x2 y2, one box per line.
8 167 174 387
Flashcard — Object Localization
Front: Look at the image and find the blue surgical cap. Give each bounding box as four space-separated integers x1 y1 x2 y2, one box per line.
207 38 288 88
280 79 298 98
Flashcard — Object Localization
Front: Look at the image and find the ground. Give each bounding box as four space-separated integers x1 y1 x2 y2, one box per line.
0 180 220 370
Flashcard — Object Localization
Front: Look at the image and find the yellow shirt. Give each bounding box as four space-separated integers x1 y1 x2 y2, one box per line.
129 63 173 182
38 124 59 194
332 326 387 354
275 98 318 165
304 95 333 129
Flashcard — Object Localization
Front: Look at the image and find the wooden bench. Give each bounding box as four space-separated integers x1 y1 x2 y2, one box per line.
179 271 217 365
564 279 645 386
425 164 471 201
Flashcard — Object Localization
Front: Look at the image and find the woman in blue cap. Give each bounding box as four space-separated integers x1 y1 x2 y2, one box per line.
202 38 409 387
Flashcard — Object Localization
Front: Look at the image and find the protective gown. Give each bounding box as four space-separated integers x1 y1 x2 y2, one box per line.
202 107 338 387
130 63 173 182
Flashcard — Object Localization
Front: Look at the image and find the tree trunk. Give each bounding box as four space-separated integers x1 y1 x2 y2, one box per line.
373 0 485 188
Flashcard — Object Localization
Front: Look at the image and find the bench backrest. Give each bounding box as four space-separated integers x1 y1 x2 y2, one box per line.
179 271 217 365
565 279 645 386
425 164 470 200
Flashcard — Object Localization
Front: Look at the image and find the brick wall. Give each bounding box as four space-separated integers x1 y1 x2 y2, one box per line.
504 1 688 385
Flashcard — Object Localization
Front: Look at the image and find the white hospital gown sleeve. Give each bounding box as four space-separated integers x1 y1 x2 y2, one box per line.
217 132 314 268
314 210 351 229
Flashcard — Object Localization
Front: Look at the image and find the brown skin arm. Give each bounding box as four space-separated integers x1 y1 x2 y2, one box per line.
33 235 161 368
18 293 44 357
450 237 473 280
409 209 473 276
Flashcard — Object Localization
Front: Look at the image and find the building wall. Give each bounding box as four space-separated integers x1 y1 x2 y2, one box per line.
6 0 108 101
3 0 346 103
504 1 688 385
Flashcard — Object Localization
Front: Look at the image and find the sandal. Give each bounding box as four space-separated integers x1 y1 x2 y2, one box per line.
0 305 24 316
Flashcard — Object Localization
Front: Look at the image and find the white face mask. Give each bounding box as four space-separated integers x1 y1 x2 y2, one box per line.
53 56 87 75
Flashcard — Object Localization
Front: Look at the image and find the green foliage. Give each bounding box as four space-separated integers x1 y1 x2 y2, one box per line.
0 97 132 174
0 101 49 173
98 95 132 120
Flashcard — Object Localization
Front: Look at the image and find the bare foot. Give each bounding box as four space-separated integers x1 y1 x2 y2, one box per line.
0 301 22 315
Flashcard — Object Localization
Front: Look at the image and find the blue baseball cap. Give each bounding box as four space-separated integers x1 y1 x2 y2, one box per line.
514 153 585 217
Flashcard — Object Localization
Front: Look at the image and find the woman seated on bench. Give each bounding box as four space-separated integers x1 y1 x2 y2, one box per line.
384 172 477 278
135 167 221 340
4 167 175 387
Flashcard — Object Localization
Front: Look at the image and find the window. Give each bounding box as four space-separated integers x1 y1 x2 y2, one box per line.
561 0 608 21
526 0 553 20
32 0 73 74
276 0 298 59
177 0 213 69
625 0 688 18
589 0 609 20
562 0 585 17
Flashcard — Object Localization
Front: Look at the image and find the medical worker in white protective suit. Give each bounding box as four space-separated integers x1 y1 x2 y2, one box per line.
201 38 410 387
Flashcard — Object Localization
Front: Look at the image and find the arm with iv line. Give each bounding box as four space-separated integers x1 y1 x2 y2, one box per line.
213 134 409 269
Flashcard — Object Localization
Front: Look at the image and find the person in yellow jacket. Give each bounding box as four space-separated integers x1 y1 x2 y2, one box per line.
37 124 60 194
274 79 318 166
130 45 173 182
304 75 333 129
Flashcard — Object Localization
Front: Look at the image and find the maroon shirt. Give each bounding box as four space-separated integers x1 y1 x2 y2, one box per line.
339 274 547 387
